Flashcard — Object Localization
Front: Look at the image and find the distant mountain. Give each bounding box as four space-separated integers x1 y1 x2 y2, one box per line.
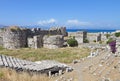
0 25 7 28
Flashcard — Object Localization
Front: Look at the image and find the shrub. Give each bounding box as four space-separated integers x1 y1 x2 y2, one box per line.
115 32 120 37
106 38 114 44
9 26 21 32
107 38 116 53
83 38 89 43
109 41 116 53
67 38 78 47
105 34 110 38
93 40 96 42
99 41 103 44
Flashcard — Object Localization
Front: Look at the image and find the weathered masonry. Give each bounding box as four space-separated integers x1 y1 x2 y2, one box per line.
0 26 68 49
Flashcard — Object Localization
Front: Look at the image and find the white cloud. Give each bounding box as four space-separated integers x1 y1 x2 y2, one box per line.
66 19 92 26
38 18 57 25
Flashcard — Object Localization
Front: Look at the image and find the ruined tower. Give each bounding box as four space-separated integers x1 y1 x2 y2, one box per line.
3 26 27 49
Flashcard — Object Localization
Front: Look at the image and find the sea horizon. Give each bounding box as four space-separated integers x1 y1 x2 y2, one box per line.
67 29 117 33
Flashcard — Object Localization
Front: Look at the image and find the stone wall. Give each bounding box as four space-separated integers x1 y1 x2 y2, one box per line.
0 37 3 46
3 27 27 49
0 26 67 49
96 33 101 41
31 27 68 37
87 33 101 42
28 35 43 49
43 35 64 49
49 27 68 36
74 31 87 44
0 29 4 46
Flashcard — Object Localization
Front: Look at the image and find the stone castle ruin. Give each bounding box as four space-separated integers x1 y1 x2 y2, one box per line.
0 26 68 49
68 31 87 44
43 35 64 49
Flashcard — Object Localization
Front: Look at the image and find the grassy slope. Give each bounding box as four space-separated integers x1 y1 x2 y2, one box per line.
0 47 90 63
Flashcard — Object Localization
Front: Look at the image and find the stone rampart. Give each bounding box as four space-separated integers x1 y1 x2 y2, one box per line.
3 26 27 49
0 26 67 49
43 35 64 49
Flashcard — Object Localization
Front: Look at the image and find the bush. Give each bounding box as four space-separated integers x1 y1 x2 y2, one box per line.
99 41 103 44
109 41 116 53
115 32 120 37
106 38 114 44
105 34 110 38
9 26 21 32
67 38 78 47
106 38 116 53
83 38 89 43
93 40 96 42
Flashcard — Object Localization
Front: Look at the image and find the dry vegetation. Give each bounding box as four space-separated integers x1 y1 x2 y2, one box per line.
0 68 78 81
0 47 90 81
0 68 54 81
0 47 90 63
9 26 21 31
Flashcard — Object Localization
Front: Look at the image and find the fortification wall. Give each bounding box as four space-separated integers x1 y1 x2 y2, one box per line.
49 27 68 36
43 35 64 49
28 35 43 49
31 27 68 37
3 27 27 49
0 29 4 46
0 26 67 49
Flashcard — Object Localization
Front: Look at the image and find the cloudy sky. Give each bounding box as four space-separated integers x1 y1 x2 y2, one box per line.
0 0 120 29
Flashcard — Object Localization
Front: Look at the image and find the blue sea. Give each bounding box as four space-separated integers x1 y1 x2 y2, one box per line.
67 29 116 33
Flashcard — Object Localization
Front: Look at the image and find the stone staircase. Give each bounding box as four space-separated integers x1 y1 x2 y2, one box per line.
0 54 72 76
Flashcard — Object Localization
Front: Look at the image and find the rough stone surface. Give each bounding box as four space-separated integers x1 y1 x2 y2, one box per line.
49 27 68 36
68 31 87 44
0 26 67 49
97 33 101 41
28 35 43 49
43 35 64 49
0 29 4 46
3 27 27 49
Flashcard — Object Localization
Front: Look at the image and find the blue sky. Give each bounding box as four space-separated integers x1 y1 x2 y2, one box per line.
0 0 120 29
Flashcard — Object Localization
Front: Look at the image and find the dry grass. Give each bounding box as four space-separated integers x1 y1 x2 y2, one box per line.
0 68 79 81
0 47 90 81
0 47 90 63
9 26 21 31
0 68 54 81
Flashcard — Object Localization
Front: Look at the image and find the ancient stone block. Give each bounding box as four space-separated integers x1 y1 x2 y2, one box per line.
43 35 64 49
28 35 43 49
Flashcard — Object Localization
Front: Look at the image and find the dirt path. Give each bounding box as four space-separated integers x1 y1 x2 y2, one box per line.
72 50 111 81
